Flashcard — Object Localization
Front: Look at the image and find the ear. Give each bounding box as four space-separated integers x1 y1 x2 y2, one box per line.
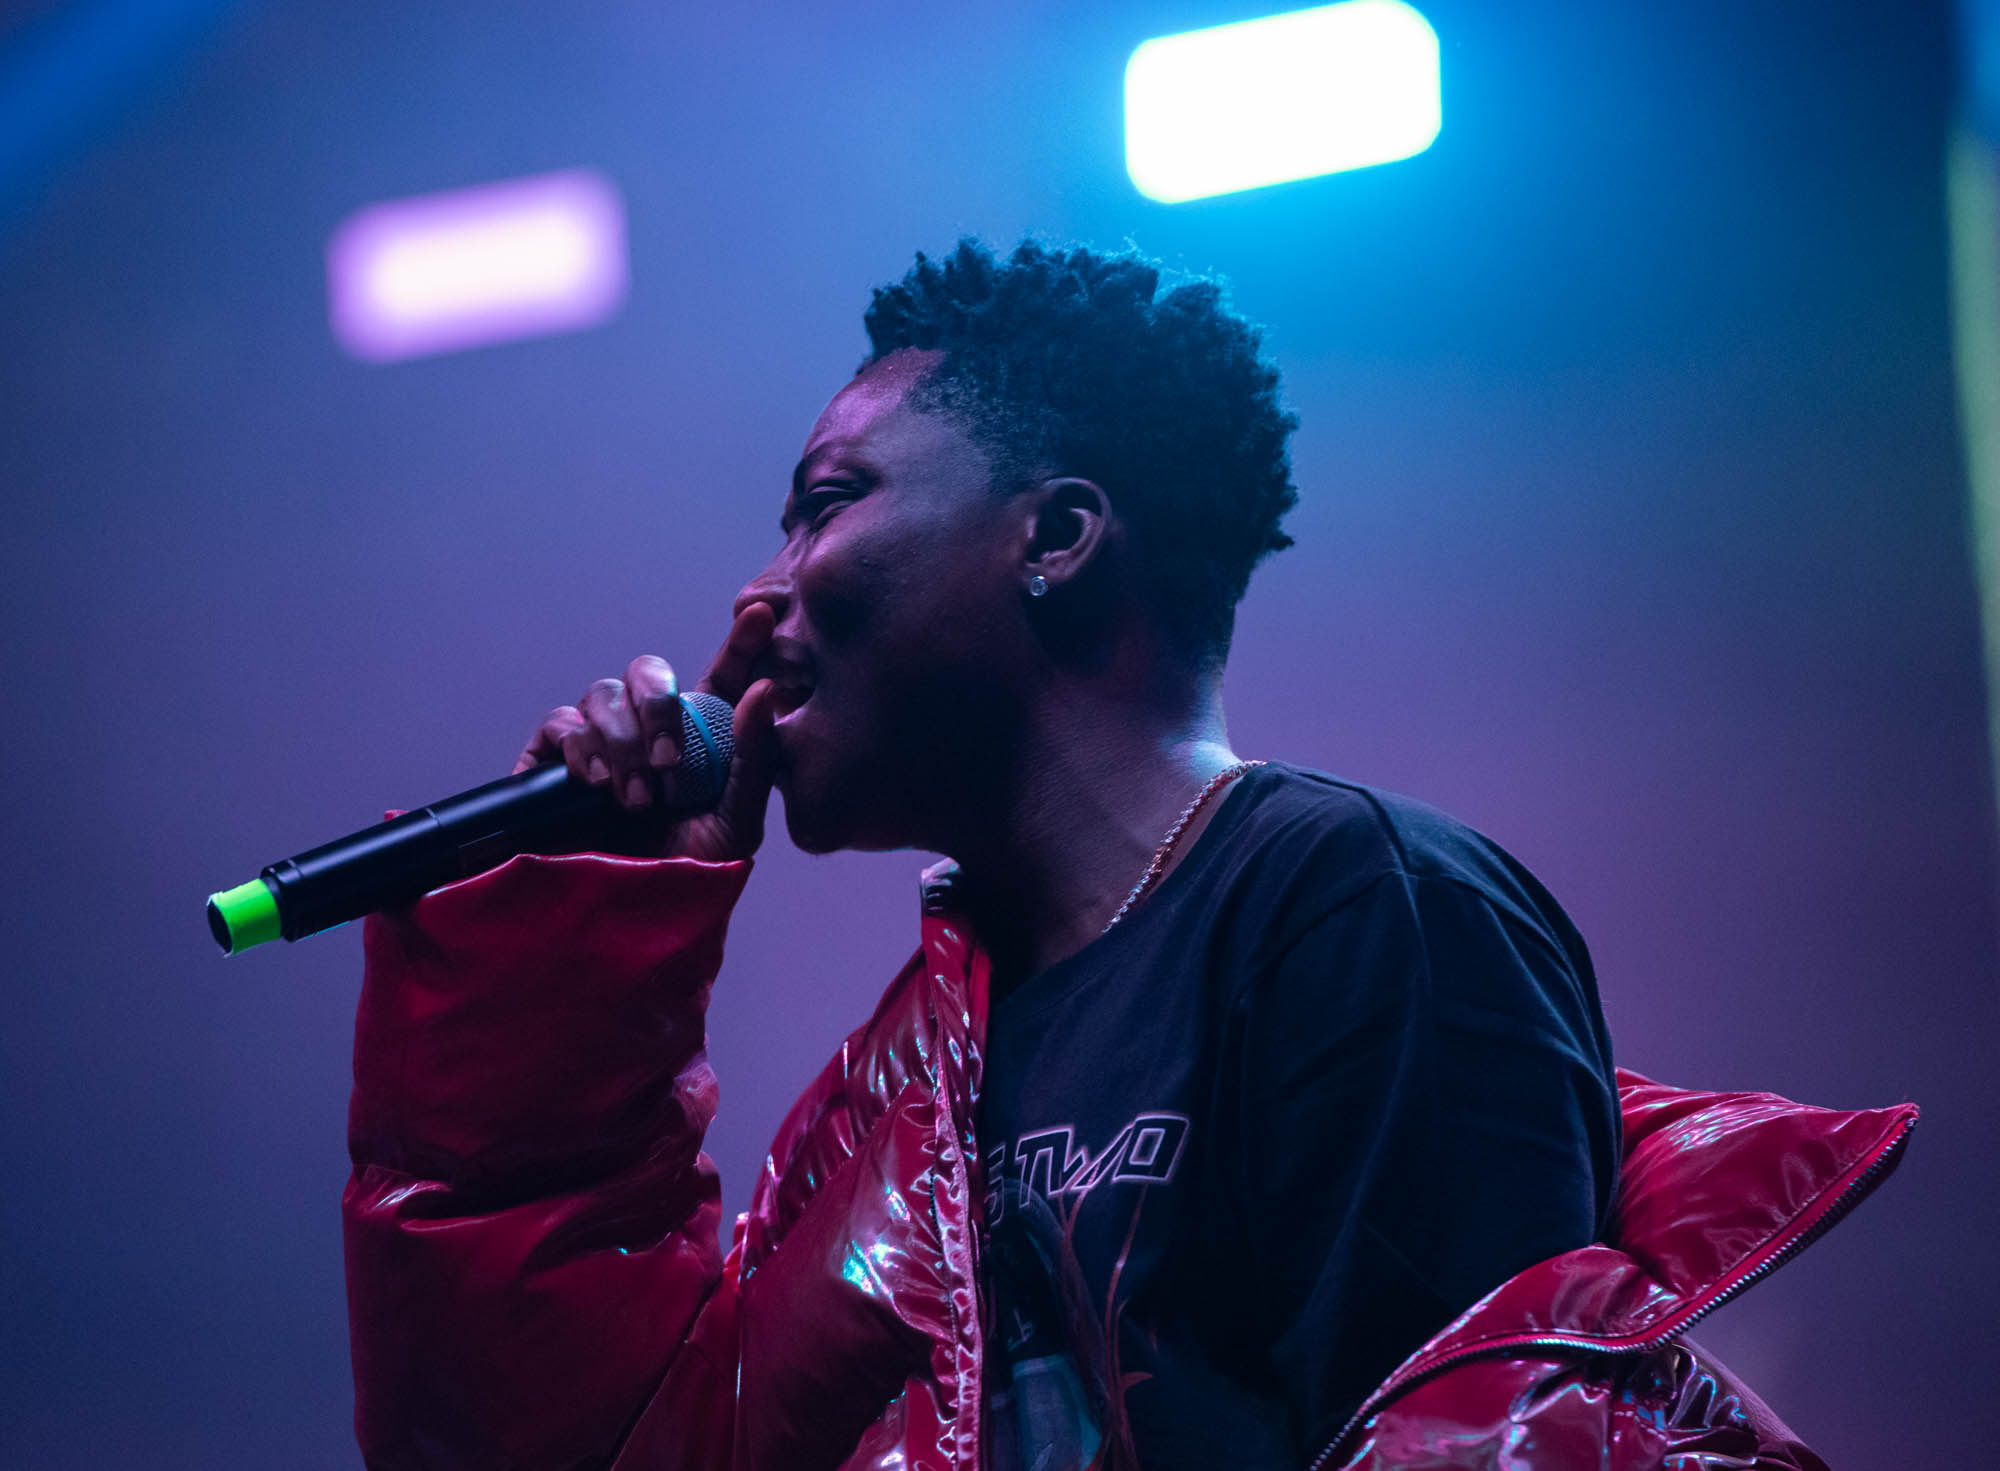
1020 477 1113 593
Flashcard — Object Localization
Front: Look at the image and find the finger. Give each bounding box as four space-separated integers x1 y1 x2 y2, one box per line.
714 677 779 843
698 601 777 705
626 654 683 770
578 677 650 807
513 706 585 774
558 716 609 791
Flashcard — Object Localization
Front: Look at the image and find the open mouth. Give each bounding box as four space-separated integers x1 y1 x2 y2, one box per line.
751 642 816 719
769 682 813 720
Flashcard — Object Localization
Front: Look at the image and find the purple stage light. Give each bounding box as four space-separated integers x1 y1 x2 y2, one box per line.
326 169 628 363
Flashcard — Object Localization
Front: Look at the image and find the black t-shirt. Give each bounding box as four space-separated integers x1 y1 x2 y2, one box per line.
975 763 1620 1471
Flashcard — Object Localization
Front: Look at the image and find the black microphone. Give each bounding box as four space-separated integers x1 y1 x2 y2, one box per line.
205 691 735 955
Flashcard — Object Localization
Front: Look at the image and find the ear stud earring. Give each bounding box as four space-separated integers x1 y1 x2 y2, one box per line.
1027 575 1049 597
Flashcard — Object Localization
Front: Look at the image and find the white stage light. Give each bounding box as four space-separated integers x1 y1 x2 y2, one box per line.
1125 0 1441 204
327 170 627 363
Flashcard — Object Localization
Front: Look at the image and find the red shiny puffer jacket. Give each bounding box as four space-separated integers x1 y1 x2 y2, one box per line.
343 851 1917 1471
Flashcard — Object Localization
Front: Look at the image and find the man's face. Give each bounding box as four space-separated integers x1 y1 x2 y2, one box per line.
738 349 1030 853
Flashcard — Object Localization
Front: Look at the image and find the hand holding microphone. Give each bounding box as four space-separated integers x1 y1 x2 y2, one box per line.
514 601 782 864
205 603 782 954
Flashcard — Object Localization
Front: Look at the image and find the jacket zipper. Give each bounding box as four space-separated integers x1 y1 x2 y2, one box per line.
1303 1110 1916 1471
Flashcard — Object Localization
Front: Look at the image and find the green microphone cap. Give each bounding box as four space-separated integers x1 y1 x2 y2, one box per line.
207 877 282 955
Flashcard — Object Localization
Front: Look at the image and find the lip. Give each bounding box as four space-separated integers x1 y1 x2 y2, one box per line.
763 670 815 719
769 695 809 791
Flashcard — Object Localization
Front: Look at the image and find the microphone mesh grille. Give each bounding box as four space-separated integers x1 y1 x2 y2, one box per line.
675 691 736 810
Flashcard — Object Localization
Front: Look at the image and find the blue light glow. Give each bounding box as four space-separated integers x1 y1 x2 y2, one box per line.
1124 0 1441 204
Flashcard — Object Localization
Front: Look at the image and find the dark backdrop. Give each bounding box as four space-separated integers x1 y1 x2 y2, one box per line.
2 2 1993 1466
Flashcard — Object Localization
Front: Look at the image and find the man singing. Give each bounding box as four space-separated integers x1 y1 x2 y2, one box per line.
343 239 1620 1470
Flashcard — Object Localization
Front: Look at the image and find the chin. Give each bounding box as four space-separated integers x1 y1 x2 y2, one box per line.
776 778 855 855
781 804 848 855
777 770 912 856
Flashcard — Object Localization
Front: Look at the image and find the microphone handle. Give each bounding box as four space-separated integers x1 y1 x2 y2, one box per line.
207 690 735 955
276 764 615 938
208 766 664 954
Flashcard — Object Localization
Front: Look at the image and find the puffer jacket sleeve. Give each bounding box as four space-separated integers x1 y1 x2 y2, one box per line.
342 849 752 1471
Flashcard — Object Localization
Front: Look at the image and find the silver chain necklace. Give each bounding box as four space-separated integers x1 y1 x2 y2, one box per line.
1101 760 1264 935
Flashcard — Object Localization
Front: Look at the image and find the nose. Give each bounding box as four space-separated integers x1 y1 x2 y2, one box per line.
733 547 794 624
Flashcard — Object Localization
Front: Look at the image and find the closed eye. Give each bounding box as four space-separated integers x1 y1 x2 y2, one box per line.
801 485 860 528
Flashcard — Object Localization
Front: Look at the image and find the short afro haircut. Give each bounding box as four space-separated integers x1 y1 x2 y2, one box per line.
862 237 1298 664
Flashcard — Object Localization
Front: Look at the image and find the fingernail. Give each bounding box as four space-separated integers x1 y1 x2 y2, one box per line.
626 773 652 807
651 735 677 766
586 755 610 784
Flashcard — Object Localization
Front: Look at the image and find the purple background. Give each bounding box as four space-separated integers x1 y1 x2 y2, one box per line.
3 1 1995 1466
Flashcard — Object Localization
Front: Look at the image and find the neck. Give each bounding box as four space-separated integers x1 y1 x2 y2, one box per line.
943 657 1241 989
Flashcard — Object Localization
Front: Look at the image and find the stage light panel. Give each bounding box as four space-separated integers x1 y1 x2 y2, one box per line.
327 169 627 363
1124 0 1441 203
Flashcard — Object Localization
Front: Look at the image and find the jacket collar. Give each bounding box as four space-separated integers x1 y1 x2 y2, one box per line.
1323 1070 1918 1462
